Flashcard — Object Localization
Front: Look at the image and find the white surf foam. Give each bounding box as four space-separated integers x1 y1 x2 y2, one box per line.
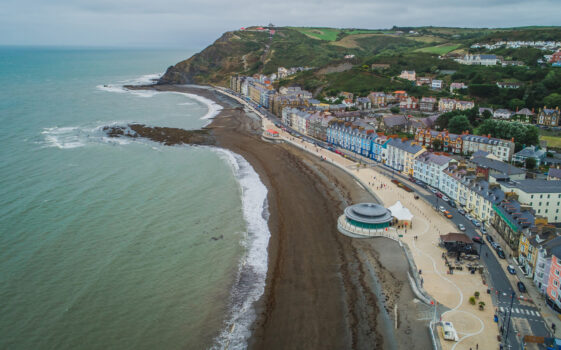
97 73 223 124
210 148 271 350
40 122 134 149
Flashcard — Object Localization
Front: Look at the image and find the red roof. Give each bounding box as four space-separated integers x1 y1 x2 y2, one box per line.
266 129 278 135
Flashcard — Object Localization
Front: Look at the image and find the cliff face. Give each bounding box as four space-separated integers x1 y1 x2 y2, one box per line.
158 30 269 86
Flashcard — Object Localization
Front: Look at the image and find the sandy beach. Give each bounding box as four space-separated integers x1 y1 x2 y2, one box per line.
124 84 432 349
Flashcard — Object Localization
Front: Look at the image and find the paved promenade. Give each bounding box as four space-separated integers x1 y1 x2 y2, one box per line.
216 89 502 349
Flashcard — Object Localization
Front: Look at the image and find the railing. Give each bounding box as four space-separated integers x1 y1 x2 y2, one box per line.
337 215 399 240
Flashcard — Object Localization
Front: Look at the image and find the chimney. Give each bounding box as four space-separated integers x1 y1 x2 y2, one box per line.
511 137 514 142
488 134 491 138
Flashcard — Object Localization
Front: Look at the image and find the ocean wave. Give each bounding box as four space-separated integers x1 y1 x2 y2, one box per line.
210 148 270 350
40 122 134 149
97 73 223 124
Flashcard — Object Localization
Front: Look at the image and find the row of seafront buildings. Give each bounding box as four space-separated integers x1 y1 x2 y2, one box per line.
329 118 561 310
230 73 561 312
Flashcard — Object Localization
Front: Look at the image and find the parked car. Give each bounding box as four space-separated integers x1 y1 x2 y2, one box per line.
465 214 473 221
507 265 516 275
472 236 483 244
436 192 443 198
458 209 466 215
439 206 446 213
481 227 487 234
486 235 494 244
472 220 481 227
442 195 449 202
517 281 527 293
449 201 457 208
430 187 437 193
497 249 506 259
443 211 452 219
491 242 500 250
458 224 466 231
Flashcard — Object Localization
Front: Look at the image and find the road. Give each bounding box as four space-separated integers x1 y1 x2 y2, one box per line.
219 87 552 348
372 165 551 349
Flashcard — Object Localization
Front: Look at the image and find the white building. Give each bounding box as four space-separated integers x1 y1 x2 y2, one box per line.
385 138 426 176
461 134 515 162
413 153 455 189
455 54 498 66
493 109 513 120
499 180 561 223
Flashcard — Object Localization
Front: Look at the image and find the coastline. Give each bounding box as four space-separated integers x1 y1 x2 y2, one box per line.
122 84 431 349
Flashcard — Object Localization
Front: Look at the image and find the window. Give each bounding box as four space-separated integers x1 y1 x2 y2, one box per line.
538 209 541 213
555 280 559 287
556 270 560 276
541 194 543 199
554 290 558 297
546 209 549 213
540 202 542 206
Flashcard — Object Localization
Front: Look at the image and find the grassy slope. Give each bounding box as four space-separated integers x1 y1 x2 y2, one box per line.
415 44 462 55
161 25 561 106
540 136 561 148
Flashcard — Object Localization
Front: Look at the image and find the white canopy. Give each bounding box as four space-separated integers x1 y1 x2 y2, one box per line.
388 201 413 221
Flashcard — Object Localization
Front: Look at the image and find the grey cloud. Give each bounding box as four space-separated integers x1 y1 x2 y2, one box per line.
1 0 560 47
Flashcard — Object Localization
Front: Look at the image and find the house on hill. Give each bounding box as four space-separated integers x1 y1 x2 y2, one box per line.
514 108 535 124
456 54 498 66
493 109 513 120
399 70 416 81
450 82 467 93
420 97 437 112
381 115 409 133
537 107 561 127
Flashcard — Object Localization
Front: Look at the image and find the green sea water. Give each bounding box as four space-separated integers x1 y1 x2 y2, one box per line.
0 48 269 349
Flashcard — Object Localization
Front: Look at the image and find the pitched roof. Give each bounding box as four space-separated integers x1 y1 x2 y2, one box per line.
417 152 453 166
383 115 408 127
471 157 526 176
503 179 561 193
549 168 561 179
440 233 472 244
388 138 424 154
516 108 534 116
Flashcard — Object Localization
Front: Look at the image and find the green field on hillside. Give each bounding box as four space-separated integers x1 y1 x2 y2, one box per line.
415 44 462 55
293 27 342 41
540 135 561 148
344 29 386 35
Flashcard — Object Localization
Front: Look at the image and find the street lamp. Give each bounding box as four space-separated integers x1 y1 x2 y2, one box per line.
503 291 516 349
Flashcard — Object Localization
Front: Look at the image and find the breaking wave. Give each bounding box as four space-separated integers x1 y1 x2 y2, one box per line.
210 148 270 350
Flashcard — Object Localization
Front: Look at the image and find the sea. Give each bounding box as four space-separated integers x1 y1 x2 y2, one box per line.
0 47 270 350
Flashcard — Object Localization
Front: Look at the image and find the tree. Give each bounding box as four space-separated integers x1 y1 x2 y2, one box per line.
432 139 443 151
525 157 537 170
477 119 539 151
508 98 525 111
482 110 492 120
448 115 473 134
390 106 400 114
544 93 561 109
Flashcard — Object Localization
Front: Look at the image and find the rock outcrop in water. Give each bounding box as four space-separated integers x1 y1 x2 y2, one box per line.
103 124 215 146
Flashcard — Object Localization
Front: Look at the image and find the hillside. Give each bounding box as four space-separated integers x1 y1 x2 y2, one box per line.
159 26 561 109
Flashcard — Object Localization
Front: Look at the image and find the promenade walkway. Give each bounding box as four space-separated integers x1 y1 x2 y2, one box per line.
215 89 501 349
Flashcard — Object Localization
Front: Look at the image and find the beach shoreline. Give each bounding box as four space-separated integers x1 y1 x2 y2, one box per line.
122 84 431 349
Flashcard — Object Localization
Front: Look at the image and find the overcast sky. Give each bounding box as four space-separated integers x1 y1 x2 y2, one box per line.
2 0 561 49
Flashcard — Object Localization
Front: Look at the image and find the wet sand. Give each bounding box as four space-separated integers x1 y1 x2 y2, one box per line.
122 84 432 349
